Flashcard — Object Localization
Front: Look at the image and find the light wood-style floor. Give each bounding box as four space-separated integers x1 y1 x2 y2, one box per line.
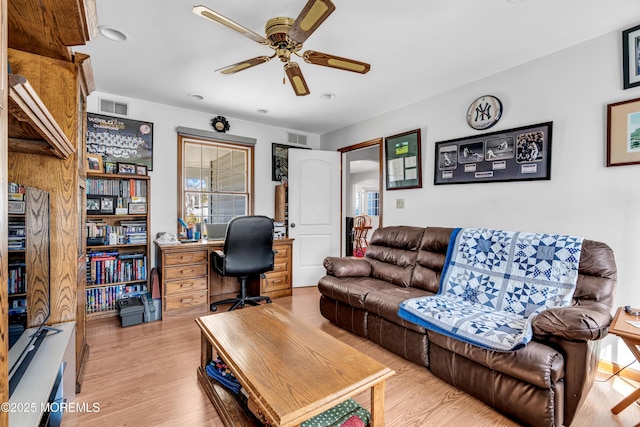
63 287 640 427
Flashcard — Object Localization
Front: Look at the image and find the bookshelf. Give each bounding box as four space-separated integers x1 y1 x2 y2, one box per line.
85 172 150 319
274 184 288 238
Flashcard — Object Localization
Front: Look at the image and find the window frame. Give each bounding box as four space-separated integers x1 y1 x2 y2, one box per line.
177 134 255 231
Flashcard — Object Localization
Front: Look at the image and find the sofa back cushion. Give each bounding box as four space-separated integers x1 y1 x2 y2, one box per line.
408 228 617 309
365 226 425 287
410 227 454 293
575 239 617 309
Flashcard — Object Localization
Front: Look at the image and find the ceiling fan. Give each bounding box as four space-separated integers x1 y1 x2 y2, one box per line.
192 0 370 96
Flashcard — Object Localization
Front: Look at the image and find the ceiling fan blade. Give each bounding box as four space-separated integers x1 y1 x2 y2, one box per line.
287 0 336 44
192 5 268 45
303 50 370 74
284 62 310 96
216 56 272 75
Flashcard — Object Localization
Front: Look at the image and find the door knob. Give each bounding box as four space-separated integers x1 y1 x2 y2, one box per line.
290 223 296 228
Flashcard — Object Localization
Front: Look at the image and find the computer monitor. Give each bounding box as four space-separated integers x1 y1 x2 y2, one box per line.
205 223 228 241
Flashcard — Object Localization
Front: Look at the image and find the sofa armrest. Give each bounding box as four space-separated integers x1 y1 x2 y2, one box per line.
323 256 371 278
532 303 613 341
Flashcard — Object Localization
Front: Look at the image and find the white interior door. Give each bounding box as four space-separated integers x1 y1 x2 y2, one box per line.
288 149 341 287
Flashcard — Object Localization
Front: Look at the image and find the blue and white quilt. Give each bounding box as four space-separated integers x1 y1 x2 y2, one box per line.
398 228 583 351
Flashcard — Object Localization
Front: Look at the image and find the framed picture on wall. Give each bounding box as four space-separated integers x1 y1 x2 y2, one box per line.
86 112 154 170
86 154 103 173
607 96 640 166
271 143 310 182
434 122 552 185
385 129 422 190
623 24 640 89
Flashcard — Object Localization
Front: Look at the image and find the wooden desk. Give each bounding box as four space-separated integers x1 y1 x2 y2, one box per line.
610 306 640 415
155 239 293 318
196 304 395 426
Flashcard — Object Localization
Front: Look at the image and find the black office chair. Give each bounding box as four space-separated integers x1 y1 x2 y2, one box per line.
210 215 275 312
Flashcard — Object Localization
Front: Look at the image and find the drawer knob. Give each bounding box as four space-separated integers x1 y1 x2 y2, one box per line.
181 298 193 303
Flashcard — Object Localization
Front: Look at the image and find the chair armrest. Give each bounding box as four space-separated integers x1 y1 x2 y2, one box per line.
212 250 225 275
323 256 371 278
532 303 613 341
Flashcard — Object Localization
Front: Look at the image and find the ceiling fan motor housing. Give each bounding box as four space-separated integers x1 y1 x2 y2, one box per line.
265 17 295 45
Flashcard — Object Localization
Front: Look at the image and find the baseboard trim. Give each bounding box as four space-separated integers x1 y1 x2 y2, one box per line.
599 360 640 382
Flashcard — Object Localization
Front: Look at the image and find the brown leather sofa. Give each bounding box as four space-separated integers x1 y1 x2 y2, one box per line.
318 226 617 427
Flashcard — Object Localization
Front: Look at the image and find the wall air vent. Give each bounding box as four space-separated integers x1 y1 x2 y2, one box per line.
286 131 307 146
99 98 129 116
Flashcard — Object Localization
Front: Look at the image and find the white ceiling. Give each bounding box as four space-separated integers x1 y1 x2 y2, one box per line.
75 0 639 135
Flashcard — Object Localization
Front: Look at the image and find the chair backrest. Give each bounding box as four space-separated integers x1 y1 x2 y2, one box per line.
222 215 275 276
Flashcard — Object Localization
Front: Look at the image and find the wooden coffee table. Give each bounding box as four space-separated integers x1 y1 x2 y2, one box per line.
196 304 395 427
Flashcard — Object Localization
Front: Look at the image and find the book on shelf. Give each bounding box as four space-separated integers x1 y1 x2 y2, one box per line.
86 251 147 286
86 283 147 313
86 219 147 245
8 182 25 200
9 298 27 315
8 262 26 294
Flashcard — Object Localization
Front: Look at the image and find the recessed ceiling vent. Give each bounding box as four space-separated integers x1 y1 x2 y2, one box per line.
99 98 129 116
287 131 307 146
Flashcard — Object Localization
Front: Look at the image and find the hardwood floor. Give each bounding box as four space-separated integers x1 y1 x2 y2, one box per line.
63 287 640 427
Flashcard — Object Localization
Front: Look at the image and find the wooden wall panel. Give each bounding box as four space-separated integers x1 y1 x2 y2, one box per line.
7 48 79 324
1 0 9 423
25 187 49 327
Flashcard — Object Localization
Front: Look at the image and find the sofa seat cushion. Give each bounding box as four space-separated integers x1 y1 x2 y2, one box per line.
318 276 392 309
428 331 565 389
364 287 434 333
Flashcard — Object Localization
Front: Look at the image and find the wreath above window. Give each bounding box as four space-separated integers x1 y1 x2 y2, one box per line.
211 116 230 133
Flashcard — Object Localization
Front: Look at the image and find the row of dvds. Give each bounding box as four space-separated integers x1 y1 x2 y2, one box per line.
87 253 147 285
86 284 148 313
8 182 25 200
86 178 147 198
9 298 27 315
8 264 26 294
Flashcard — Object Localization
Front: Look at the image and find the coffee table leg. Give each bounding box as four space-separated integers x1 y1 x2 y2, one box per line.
370 380 387 427
201 331 212 368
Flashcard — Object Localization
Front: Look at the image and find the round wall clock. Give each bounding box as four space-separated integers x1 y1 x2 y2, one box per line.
466 95 503 130
211 115 230 133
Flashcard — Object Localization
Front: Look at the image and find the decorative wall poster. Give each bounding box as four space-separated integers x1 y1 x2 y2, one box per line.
86 113 154 170
434 122 552 185
385 129 422 190
271 143 309 182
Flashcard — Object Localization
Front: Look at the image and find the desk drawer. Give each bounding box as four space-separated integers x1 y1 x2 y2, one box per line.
164 263 208 280
271 258 289 274
263 272 290 293
165 250 208 266
274 245 290 260
165 277 208 295
165 290 208 312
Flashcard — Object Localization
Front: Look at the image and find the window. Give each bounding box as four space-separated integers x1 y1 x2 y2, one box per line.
366 191 380 216
179 135 253 228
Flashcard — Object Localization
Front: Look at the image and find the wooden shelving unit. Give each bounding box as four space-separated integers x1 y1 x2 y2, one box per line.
85 173 151 320
2 0 98 414
7 74 74 158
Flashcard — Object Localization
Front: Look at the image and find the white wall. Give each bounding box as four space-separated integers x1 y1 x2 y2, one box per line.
85 94 320 261
322 30 640 364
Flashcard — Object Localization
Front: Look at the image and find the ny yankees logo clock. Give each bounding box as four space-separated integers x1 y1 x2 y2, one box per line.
466 95 503 130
